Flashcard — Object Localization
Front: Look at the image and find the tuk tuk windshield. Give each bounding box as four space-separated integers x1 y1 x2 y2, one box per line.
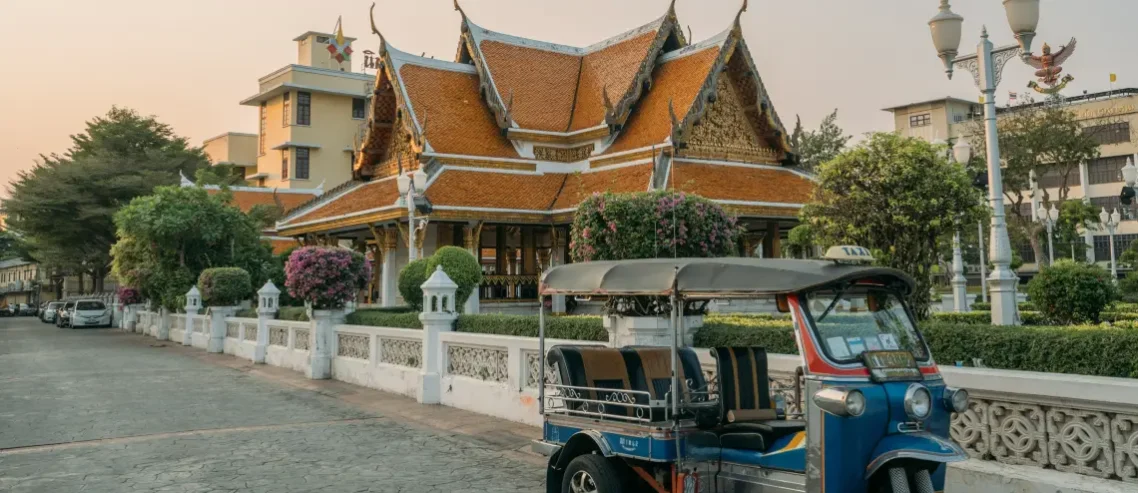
805 288 929 364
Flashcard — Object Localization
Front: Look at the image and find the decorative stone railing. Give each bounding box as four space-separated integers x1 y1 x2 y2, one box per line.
122 308 1138 484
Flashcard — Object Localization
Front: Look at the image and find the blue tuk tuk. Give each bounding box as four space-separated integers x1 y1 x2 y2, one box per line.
532 249 969 493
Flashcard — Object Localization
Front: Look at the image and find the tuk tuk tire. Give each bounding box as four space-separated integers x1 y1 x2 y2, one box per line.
561 454 626 493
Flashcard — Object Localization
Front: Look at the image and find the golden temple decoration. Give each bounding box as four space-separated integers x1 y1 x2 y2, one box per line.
534 145 594 163
682 75 783 164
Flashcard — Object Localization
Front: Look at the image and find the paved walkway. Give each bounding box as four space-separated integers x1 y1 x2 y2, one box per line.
0 317 546 492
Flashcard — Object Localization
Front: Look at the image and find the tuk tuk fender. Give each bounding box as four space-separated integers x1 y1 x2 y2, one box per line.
552 430 614 470
864 431 966 480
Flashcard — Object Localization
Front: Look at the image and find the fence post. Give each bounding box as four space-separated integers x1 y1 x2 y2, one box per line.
156 307 170 341
418 267 458 404
209 305 238 354
183 287 201 346
307 305 344 379
255 281 280 364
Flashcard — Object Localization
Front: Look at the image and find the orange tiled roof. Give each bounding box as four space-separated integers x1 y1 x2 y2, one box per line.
287 179 400 224
551 164 653 210
603 46 720 154
266 238 297 255
399 64 519 158
207 189 317 213
568 31 657 132
670 162 812 205
479 41 580 132
426 170 565 210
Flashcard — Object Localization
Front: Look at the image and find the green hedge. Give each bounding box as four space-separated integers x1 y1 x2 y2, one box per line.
278 306 309 321
924 323 1138 378
695 317 797 354
456 315 606 341
346 310 421 329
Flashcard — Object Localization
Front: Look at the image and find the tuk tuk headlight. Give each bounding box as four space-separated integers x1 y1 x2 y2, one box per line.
944 387 969 413
812 387 866 417
904 384 932 421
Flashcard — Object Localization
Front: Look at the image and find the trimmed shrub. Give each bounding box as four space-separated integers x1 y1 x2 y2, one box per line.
1027 260 1117 324
285 247 370 309
346 309 421 329
456 314 606 341
424 246 483 309
198 267 252 306
397 259 430 311
695 317 797 354
235 308 257 318
923 323 1138 378
1120 272 1138 302
971 302 991 311
117 287 143 305
278 306 309 321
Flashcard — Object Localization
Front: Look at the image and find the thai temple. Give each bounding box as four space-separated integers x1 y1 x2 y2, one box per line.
271 1 815 312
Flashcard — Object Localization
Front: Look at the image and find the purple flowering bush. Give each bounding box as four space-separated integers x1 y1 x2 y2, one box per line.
285 247 371 309
117 287 143 306
571 191 741 262
571 191 741 316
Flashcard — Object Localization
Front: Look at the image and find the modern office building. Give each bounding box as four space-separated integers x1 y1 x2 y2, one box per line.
884 89 1138 273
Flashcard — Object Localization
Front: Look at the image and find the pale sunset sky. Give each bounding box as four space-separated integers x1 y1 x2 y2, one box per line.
1 0 1135 195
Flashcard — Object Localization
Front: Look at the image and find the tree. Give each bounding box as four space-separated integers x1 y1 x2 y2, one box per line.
793 109 851 172
963 102 1103 266
802 133 986 317
2 107 208 292
194 164 248 187
111 186 271 310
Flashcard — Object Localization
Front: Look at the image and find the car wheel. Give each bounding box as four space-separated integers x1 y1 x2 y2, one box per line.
560 454 628 493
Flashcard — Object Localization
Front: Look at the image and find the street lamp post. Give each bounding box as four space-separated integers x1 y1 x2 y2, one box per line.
1101 208 1122 282
956 138 989 303
929 0 1040 325
1036 204 1059 266
396 169 429 261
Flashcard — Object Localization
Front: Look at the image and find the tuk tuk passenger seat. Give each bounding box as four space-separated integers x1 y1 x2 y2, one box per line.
712 346 805 452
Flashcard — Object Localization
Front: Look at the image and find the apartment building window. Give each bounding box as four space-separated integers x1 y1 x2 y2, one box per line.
281 150 290 180
282 92 291 127
296 148 310 180
1015 240 1036 264
297 92 312 125
259 102 267 156
1086 122 1131 146
1088 155 1131 185
1096 234 1138 265
352 98 366 119
1035 168 1068 189
1090 196 1137 221
909 113 931 127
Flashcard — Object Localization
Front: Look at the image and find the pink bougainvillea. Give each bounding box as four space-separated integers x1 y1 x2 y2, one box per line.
285 247 371 309
117 287 143 306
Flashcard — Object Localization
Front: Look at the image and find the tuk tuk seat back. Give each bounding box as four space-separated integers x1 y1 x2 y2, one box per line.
546 345 712 422
712 347 778 423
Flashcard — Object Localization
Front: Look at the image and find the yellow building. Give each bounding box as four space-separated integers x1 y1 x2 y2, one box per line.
0 259 44 306
885 89 1138 271
205 28 374 190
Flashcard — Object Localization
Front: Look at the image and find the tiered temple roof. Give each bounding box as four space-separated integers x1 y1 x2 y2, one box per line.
276 1 813 237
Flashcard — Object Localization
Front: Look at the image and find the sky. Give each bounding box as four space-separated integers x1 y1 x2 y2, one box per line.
1 0 1135 195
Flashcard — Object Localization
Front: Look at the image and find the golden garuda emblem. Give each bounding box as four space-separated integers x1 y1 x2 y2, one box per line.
1026 38 1076 94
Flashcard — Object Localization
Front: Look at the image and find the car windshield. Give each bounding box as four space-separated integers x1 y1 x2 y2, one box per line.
805 287 929 364
48 303 63 309
76 301 105 311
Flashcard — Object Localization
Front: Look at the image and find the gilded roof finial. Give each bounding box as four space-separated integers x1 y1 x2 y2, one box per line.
369 3 386 52
454 0 467 19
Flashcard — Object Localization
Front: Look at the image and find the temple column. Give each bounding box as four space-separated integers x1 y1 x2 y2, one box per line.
763 221 781 258
463 222 482 314
380 229 398 307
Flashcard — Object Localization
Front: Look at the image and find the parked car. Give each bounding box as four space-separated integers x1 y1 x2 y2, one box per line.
19 303 36 316
69 299 112 328
41 302 64 323
56 301 75 328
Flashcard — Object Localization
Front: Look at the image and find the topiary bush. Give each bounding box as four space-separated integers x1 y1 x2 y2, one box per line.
198 267 252 306
1027 260 1117 324
397 259 430 311
456 314 606 341
285 247 370 309
346 309 422 329
425 246 483 309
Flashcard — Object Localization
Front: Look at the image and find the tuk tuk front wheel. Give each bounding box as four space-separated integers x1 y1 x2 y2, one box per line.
561 454 626 493
876 466 935 493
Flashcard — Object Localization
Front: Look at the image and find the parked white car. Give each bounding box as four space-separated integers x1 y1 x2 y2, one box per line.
69 299 112 328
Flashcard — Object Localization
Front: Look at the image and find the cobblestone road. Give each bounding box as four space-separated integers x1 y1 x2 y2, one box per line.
0 317 546 492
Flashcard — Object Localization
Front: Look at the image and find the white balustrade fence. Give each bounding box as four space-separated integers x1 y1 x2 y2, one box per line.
122 308 1138 484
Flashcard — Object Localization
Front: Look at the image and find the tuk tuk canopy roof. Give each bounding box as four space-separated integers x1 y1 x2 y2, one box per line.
539 258 915 298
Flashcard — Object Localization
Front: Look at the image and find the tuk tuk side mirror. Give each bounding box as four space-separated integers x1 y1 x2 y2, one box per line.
776 294 790 313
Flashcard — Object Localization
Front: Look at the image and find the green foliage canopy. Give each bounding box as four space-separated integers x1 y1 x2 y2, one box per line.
802 132 986 318
111 186 271 310
424 246 483 309
397 259 431 311
789 109 851 173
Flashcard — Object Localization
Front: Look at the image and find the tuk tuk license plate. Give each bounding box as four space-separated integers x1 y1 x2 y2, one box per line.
862 350 923 382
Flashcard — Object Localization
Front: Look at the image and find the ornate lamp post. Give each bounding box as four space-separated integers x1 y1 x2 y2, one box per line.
1101 208 1122 282
929 0 1040 325
397 169 429 261
1036 204 1059 265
